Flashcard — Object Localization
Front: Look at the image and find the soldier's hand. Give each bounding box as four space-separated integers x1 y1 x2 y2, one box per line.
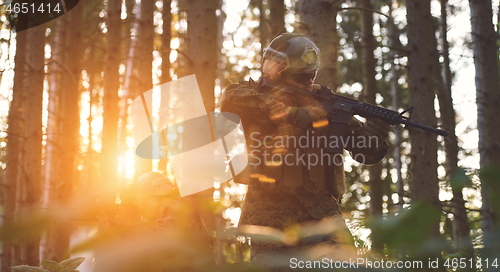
365 118 390 145
267 100 290 122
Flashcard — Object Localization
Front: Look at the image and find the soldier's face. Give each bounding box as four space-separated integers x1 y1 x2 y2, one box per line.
263 59 287 79
283 71 316 91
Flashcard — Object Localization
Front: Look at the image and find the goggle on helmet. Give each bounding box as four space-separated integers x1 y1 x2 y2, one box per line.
263 33 320 74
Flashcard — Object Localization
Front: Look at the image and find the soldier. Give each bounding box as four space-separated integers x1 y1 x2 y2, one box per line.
220 33 390 270
133 172 215 270
97 172 215 272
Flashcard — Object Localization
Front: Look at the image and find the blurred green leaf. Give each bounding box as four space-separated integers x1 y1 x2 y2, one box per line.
450 167 471 190
479 167 500 186
0 215 52 242
41 260 60 272
11 258 85 272
11 265 49 272
369 200 441 252
480 167 500 226
59 257 85 271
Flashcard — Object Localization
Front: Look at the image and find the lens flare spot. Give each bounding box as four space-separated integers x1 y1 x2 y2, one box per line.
265 160 282 167
313 119 329 128
272 148 288 155
259 177 276 183
250 173 267 179
270 111 287 121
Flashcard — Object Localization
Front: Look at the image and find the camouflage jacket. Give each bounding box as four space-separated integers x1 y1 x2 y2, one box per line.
220 78 388 226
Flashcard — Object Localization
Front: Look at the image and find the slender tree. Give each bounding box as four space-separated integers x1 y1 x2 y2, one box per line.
185 0 219 112
184 0 221 262
160 0 172 84
100 0 122 215
269 0 285 38
2 30 28 271
406 0 445 268
469 0 500 253
81 0 105 189
158 0 172 173
43 1 84 262
297 0 339 90
24 22 45 267
359 0 384 253
134 0 155 179
116 0 135 183
438 0 474 258
43 10 68 263
123 0 135 58
122 0 155 181
386 0 404 213
259 0 269 58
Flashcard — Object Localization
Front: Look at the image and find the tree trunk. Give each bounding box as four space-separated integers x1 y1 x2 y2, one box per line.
100 0 122 215
359 0 383 253
161 0 172 85
123 0 135 59
133 0 155 180
24 22 45 267
259 0 269 59
469 0 500 253
3 30 28 271
387 0 404 213
185 0 218 113
158 0 172 173
118 0 136 173
297 0 339 90
44 10 67 207
184 0 220 263
43 2 84 262
269 0 285 38
80 0 105 189
42 11 67 263
406 0 444 269
438 0 474 259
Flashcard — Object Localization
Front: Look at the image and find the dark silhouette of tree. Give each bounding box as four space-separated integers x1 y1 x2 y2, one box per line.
406 0 445 269
469 0 500 254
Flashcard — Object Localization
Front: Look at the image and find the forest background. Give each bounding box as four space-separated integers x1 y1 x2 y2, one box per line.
0 0 499 271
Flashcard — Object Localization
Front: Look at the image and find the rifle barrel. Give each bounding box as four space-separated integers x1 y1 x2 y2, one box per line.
401 119 449 137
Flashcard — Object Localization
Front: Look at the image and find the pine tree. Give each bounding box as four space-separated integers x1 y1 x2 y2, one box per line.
359 0 384 253
469 0 500 253
406 0 444 269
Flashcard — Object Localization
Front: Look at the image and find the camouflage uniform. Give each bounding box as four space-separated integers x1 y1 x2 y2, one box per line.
220 78 388 269
132 173 214 271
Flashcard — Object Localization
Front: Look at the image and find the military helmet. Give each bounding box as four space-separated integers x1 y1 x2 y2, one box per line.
263 33 320 73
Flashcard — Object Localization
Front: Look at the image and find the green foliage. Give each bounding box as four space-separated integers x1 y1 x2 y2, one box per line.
11 257 85 272
10 266 49 272
56 257 86 271
480 167 500 232
449 167 473 190
369 201 446 255
0 214 52 243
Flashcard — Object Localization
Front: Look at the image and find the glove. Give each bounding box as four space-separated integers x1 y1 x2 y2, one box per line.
260 84 295 123
364 118 390 146
267 100 290 122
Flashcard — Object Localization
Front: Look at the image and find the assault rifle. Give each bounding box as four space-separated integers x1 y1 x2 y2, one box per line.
259 77 449 154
